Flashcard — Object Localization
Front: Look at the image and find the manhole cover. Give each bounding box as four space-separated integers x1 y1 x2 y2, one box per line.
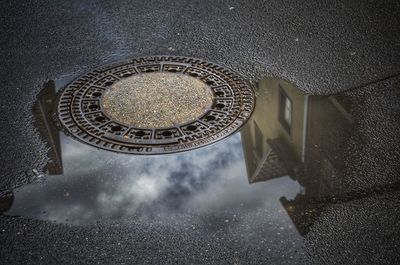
57 56 255 154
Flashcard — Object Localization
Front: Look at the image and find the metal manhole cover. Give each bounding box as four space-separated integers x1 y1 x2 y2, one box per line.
57 56 255 154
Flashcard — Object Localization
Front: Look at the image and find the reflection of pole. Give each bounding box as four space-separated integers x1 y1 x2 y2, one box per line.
301 95 309 163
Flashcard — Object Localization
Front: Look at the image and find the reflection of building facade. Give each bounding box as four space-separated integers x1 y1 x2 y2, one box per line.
33 80 63 175
241 78 353 235
241 79 309 183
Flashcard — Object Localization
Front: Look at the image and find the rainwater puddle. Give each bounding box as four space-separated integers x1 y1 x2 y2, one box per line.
0 76 393 238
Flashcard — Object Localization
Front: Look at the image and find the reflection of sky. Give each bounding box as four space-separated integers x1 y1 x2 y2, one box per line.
7 131 301 227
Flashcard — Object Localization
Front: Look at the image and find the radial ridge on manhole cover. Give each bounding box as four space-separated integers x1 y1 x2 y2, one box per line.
57 56 255 154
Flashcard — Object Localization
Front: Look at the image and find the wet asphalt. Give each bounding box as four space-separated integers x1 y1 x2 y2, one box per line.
1 0 400 264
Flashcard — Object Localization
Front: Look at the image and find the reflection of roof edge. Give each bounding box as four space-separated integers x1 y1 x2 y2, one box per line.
249 137 300 183
328 96 354 124
249 140 288 183
280 195 326 236
267 138 298 171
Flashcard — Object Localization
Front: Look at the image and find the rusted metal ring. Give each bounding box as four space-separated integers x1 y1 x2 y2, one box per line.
57 56 255 154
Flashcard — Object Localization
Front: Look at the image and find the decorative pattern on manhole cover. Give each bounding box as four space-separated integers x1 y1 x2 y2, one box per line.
57 56 255 154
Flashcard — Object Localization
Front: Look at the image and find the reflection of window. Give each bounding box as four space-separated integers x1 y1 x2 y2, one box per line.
279 87 292 134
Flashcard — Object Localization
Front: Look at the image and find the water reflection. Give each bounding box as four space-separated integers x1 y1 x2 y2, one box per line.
0 192 13 215
241 78 354 234
33 80 63 175
1 77 393 237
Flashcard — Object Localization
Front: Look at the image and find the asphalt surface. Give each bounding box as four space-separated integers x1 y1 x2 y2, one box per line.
1 0 400 264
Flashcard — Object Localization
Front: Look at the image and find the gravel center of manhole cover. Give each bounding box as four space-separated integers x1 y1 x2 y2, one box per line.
102 72 214 128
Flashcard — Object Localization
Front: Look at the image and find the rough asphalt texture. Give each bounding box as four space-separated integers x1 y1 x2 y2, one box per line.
1 0 400 264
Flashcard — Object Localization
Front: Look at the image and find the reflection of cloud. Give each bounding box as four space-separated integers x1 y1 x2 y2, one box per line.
89 134 245 218
9 133 301 227
97 173 171 216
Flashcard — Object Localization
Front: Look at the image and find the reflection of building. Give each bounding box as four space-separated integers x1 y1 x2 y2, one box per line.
33 81 63 175
241 78 353 235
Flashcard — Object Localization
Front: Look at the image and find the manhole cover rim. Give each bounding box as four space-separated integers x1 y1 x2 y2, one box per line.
56 55 255 155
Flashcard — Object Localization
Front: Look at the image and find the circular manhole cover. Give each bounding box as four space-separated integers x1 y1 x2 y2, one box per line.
57 56 255 154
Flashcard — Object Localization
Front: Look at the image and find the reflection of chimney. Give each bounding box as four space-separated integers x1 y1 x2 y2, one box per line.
33 81 63 175
280 195 324 236
0 192 14 215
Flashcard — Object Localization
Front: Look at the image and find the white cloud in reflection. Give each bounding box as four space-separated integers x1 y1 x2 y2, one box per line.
10 133 301 226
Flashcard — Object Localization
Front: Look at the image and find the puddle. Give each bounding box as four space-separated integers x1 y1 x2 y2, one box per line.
0 77 396 237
